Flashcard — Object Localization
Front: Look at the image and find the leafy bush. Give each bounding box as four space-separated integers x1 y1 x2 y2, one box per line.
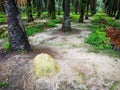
2 42 10 52
43 21 57 27
50 19 62 23
0 13 6 23
70 13 79 22
86 30 112 49
0 30 8 38
25 25 44 36
86 14 115 50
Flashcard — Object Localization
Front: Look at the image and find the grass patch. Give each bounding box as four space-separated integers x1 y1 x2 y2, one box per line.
86 13 120 56
25 20 57 36
70 13 79 22
2 41 10 52
25 23 44 36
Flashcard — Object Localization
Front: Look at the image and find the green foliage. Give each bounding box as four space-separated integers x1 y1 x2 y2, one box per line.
50 19 62 23
43 21 57 27
40 12 49 19
0 18 6 23
2 42 10 52
70 13 79 22
91 14 120 28
25 24 44 36
0 30 8 38
0 81 9 88
109 82 115 90
0 13 6 23
86 14 116 50
86 29 112 49
25 20 57 36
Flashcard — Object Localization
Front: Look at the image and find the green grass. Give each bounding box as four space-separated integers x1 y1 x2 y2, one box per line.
86 13 120 56
2 41 10 52
70 13 79 22
25 20 57 36
25 25 44 36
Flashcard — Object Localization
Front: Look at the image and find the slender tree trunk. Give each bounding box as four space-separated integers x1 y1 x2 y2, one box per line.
57 0 61 15
0 0 2 12
36 7 41 17
0 0 4 12
47 0 56 19
74 0 79 14
85 0 89 19
4 0 31 51
115 10 120 19
26 0 34 22
62 0 71 32
79 0 86 23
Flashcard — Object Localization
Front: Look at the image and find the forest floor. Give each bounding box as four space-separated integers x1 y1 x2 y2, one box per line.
0 18 120 90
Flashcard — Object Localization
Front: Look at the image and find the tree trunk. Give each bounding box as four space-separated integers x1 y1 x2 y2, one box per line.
79 0 86 23
85 0 89 19
115 11 120 19
26 0 34 22
47 0 56 19
0 0 4 12
74 0 79 14
57 0 61 15
62 0 71 32
4 0 31 51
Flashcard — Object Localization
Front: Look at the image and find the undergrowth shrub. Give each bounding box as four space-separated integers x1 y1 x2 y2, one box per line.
0 30 8 38
25 25 44 36
86 14 117 50
86 29 112 49
2 42 10 52
50 19 62 23
43 21 57 27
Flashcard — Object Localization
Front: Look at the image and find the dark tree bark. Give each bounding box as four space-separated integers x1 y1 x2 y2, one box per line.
26 0 34 22
57 0 61 15
47 0 56 19
0 0 4 12
74 0 79 14
79 0 86 23
62 0 71 32
85 0 89 19
4 0 31 51
115 10 120 19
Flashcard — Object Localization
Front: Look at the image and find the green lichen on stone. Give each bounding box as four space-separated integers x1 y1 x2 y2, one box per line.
33 53 59 78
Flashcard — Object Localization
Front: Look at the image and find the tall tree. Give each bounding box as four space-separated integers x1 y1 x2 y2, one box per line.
62 0 71 32
26 0 34 22
47 0 56 19
32 0 45 17
85 0 89 19
90 0 97 15
56 0 62 15
78 0 86 23
103 0 120 19
4 0 30 51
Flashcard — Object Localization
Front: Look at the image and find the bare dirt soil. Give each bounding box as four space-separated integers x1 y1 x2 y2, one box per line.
0 19 120 90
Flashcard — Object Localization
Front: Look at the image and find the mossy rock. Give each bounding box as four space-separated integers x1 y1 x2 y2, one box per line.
33 53 59 78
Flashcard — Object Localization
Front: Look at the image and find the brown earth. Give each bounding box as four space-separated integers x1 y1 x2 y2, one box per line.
0 19 120 90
